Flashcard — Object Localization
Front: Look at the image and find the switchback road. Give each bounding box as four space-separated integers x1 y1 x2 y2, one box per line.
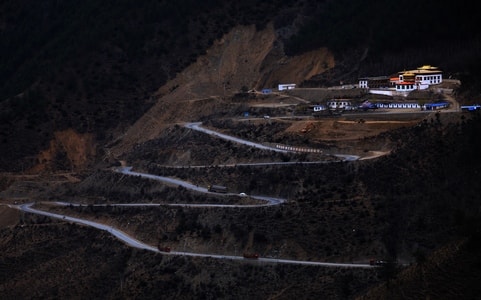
14 202 374 269
8 121 384 269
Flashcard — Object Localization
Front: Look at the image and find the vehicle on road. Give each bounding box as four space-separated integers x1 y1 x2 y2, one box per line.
369 259 390 266
239 192 247 197
243 252 260 259
208 184 228 193
158 245 171 252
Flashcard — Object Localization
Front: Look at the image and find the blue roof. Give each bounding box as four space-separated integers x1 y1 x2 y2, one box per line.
425 102 449 107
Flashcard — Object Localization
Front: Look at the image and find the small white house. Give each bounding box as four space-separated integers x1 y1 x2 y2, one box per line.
358 79 368 88
327 100 353 110
278 83 296 91
313 105 326 112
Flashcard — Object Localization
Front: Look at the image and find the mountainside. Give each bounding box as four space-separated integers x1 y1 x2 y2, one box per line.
0 0 302 171
1 112 480 299
1 0 481 171
1 1 481 299
108 24 335 157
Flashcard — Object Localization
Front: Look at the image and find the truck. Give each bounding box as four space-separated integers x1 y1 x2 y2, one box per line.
158 245 171 252
208 184 228 193
243 252 260 259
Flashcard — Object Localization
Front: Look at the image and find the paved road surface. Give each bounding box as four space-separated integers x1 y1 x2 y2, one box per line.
6 122 385 269
14 203 374 269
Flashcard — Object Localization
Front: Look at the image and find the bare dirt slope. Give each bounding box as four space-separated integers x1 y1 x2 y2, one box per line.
109 23 335 157
0 206 19 228
284 118 419 141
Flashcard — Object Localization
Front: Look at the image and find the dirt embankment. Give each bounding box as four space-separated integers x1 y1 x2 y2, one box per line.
33 129 96 172
110 23 335 157
285 118 416 140
0 206 20 228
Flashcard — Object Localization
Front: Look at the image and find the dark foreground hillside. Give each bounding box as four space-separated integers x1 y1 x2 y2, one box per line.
358 238 481 300
1 0 481 298
0 222 379 300
1 112 480 299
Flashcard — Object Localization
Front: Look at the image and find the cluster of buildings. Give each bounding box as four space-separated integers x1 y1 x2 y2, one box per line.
274 65 444 96
359 65 443 96
312 65 448 113
274 64 456 113
312 98 450 114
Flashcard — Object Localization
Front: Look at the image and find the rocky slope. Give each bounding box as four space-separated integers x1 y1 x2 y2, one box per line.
1 1 481 299
109 23 335 157
2 0 480 172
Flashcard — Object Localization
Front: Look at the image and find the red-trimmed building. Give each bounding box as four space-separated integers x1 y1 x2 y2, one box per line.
392 65 443 92
359 65 443 93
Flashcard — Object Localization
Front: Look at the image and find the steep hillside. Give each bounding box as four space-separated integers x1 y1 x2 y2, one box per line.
1 2 481 298
2 0 481 172
358 238 481 300
109 24 334 157
1 111 480 299
0 0 306 172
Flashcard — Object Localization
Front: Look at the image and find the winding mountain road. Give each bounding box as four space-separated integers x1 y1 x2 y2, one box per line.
15 202 373 268
185 122 289 153
117 166 285 206
11 122 381 269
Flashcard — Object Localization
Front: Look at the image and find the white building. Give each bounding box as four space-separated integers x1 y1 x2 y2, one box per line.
359 79 368 88
361 65 443 95
278 83 296 91
393 65 443 92
313 105 326 112
376 102 421 109
327 100 353 110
